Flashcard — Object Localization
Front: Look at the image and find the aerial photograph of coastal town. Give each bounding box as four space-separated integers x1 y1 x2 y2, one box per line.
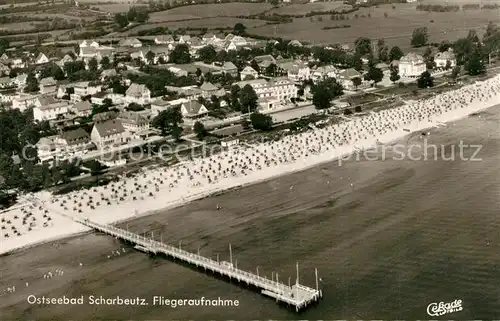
0 0 498 319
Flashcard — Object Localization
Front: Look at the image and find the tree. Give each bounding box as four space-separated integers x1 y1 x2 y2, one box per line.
0 38 9 55
250 112 273 131
450 65 460 82
389 46 404 61
233 23 246 36
198 45 217 63
464 47 486 76
145 51 155 64
169 44 191 64
453 37 475 65
466 29 480 44
352 77 362 90
152 106 184 137
377 39 389 62
88 57 98 73
193 121 207 140
312 78 343 110
366 66 384 85
417 71 434 88
354 106 362 112
483 22 500 61
24 72 39 93
438 41 452 52
389 65 400 83
411 27 428 48
350 53 363 71
354 37 372 56
100 56 111 70
41 63 65 81
239 84 258 114
114 13 128 28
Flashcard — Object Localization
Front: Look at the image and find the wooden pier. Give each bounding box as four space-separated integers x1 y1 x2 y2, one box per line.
78 218 322 312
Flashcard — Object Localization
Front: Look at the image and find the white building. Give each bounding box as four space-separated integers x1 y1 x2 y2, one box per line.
237 77 297 102
240 66 259 80
434 49 457 69
35 53 50 65
180 100 208 119
12 93 38 111
39 77 57 95
91 119 128 149
33 96 70 121
118 111 150 133
125 83 151 105
398 53 426 78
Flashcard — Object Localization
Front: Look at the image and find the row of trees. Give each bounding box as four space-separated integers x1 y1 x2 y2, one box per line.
114 7 149 28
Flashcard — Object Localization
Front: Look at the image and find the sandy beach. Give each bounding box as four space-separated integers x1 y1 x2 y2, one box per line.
1 75 500 255
0 102 498 319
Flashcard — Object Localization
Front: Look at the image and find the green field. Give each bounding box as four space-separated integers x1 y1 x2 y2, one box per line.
267 2 352 15
248 3 500 51
149 2 273 22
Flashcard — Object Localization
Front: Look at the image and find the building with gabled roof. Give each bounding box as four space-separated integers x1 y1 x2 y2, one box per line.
125 83 151 104
91 119 128 148
180 100 208 119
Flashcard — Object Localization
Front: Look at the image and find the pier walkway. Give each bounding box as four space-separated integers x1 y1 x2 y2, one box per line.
77 218 322 311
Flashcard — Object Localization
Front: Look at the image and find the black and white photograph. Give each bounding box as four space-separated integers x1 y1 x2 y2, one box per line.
0 0 499 319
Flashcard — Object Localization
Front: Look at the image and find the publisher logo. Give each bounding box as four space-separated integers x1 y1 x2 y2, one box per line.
427 299 463 316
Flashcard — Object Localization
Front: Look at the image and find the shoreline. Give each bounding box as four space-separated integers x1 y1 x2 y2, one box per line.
1 76 500 256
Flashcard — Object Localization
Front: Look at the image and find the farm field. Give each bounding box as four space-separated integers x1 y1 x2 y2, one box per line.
420 0 499 4
248 3 500 51
92 3 144 13
268 2 352 16
149 3 273 23
121 17 270 35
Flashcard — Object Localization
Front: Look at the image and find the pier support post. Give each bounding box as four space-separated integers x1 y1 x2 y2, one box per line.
229 243 233 267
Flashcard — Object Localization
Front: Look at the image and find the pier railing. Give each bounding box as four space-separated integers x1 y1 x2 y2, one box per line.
77 218 322 311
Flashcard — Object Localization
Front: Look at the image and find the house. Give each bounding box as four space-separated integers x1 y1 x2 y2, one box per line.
39 77 58 94
178 35 191 44
10 58 25 69
125 83 151 104
33 96 70 121
91 119 128 149
57 128 92 153
240 66 259 80
79 46 113 60
279 61 310 82
288 40 303 47
117 111 150 133
154 35 175 45
225 41 238 52
14 73 28 88
434 49 456 68
151 98 173 117
398 53 426 77
180 100 208 119
149 46 170 64
253 55 276 69
199 81 219 98
35 53 50 65
258 96 282 111
338 68 363 90
202 33 217 43
221 61 238 77
0 77 14 89
0 63 10 76
80 40 100 48
57 54 74 68
311 65 338 82
0 90 19 103
236 77 297 102
71 100 93 117
100 69 117 82
73 82 102 101
12 93 38 111
230 36 247 47
119 38 142 48
221 137 239 148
